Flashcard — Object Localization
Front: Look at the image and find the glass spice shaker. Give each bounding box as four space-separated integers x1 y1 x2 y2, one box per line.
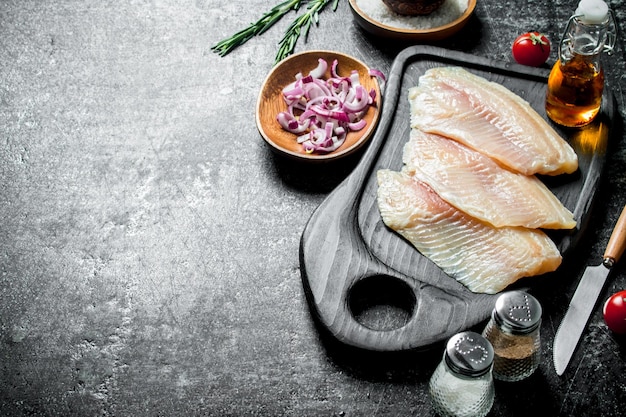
482 290 542 382
428 331 495 417
545 0 617 127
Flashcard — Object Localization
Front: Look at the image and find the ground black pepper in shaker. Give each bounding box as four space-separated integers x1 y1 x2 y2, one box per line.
482 290 542 382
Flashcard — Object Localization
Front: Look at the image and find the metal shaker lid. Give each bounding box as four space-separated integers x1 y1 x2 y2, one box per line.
444 331 494 377
493 290 542 334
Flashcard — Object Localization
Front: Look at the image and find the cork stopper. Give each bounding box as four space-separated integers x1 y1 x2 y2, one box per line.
575 0 609 24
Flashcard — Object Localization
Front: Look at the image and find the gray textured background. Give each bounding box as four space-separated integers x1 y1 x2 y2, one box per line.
1 0 626 416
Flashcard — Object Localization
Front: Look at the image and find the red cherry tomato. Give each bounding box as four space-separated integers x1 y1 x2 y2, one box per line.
512 32 551 67
603 290 626 334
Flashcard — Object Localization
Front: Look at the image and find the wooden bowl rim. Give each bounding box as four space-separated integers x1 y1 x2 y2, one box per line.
256 50 382 162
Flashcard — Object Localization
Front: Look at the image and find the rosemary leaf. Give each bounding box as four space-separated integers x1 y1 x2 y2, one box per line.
211 0 304 57
212 0 340 63
274 0 335 64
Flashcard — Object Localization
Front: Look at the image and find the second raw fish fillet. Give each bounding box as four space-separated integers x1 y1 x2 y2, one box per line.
402 130 576 229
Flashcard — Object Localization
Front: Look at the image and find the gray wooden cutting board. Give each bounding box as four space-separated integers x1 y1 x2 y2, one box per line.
299 46 615 351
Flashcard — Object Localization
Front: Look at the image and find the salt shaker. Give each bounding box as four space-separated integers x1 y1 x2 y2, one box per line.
482 290 542 382
428 331 495 417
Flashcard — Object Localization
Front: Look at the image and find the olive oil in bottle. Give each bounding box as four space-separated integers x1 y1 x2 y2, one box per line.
546 55 604 127
545 0 616 127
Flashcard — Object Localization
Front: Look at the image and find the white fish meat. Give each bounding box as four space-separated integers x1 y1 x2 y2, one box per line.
409 67 578 176
402 129 576 229
376 169 563 294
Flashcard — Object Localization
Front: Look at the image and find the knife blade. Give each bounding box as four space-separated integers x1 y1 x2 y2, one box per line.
553 204 626 376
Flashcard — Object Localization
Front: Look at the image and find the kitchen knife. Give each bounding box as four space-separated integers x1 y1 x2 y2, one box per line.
553 204 626 376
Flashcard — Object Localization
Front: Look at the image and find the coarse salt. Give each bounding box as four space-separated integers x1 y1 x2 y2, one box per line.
355 0 469 30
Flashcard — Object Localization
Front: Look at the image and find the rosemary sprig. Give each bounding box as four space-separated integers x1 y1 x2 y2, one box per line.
275 0 339 64
211 0 340 64
211 0 304 57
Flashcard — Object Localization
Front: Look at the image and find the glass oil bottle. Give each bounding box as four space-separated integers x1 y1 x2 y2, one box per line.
545 0 617 127
482 290 542 382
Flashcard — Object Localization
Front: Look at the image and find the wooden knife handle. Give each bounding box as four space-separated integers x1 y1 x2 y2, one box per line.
604 204 626 264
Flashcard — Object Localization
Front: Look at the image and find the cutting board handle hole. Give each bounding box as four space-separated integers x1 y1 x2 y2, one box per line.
348 275 416 331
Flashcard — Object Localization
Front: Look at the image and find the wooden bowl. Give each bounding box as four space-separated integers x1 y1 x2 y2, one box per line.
349 0 476 41
256 50 382 162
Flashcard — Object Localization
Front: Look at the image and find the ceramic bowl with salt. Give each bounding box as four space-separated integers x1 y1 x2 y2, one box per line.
349 0 476 41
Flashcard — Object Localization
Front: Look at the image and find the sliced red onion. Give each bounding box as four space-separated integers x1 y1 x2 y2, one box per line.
369 68 387 83
348 119 367 131
309 58 328 79
276 58 384 154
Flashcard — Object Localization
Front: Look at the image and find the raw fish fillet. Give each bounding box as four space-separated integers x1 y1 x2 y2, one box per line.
376 169 562 294
402 129 576 229
409 67 578 176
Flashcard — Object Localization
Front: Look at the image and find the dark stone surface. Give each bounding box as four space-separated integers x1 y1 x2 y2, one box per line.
1 0 625 416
